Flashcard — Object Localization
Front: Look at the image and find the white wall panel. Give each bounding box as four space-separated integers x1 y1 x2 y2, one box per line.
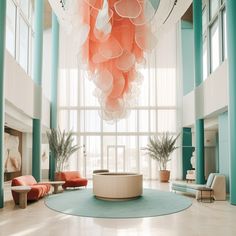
182 61 228 126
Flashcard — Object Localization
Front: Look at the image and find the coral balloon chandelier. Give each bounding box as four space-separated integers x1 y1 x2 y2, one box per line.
49 0 159 121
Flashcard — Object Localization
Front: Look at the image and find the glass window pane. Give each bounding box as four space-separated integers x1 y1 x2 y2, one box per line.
210 18 220 72
20 0 29 18
84 76 99 107
59 69 68 106
6 0 16 56
149 69 156 106
85 136 101 178
139 110 149 132
103 136 116 170
69 69 78 106
138 69 149 106
139 136 151 179
103 120 116 132
84 110 101 132
117 110 137 132
19 16 29 72
150 110 156 132
107 145 116 172
202 7 207 34
80 110 85 133
31 33 34 77
203 37 208 80
117 136 137 173
59 110 69 131
210 0 219 19
157 110 176 133
67 136 79 171
69 110 78 132
222 9 227 60
31 1 35 31
157 68 176 106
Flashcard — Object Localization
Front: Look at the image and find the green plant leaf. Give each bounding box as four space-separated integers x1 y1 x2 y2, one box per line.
142 132 179 170
47 128 82 172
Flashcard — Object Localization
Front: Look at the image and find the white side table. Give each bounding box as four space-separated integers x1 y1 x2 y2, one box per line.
11 186 31 209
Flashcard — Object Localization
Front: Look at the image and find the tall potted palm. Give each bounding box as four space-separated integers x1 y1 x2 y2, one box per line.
143 132 179 182
46 128 81 180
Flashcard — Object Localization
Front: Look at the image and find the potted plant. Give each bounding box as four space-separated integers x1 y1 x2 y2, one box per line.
142 132 179 182
46 128 81 180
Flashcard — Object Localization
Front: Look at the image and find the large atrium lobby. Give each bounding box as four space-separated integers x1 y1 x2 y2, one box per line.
1 0 236 235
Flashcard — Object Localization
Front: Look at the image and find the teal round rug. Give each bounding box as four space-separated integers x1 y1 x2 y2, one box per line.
45 189 192 218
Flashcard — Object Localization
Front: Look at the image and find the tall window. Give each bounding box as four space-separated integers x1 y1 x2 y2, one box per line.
210 18 220 72
5 0 34 75
58 58 177 179
202 7 208 80
6 0 16 56
222 8 227 60
202 0 226 77
210 0 219 19
19 16 29 72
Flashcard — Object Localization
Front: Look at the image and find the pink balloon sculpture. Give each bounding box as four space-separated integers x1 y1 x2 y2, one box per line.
49 0 158 121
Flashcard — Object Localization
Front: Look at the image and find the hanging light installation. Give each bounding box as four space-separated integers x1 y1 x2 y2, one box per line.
49 0 160 121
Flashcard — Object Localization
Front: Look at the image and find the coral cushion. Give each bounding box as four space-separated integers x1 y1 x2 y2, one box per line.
61 171 82 180
11 175 51 204
60 171 88 189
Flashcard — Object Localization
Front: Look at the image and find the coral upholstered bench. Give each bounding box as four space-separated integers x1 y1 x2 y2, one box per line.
11 175 51 204
60 171 88 189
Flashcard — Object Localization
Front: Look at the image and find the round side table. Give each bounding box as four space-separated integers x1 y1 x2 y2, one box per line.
11 186 31 209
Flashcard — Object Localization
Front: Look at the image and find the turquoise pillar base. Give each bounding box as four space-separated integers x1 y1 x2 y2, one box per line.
195 119 205 184
182 128 194 179
32 119 41 182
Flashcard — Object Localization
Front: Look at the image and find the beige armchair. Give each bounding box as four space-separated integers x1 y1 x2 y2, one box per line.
172 173 226 201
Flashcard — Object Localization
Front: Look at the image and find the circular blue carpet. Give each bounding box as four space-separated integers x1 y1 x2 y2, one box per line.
45 189 192 218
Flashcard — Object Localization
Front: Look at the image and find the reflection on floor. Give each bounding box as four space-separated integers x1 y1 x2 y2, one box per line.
1 180 236 236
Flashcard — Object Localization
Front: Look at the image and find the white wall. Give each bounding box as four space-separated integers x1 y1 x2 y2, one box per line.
182 91 194 126
21 133 32 175
5 50 35 118
182 61 228 127
192 130 218 178
5 49 51 177
4 50 51 130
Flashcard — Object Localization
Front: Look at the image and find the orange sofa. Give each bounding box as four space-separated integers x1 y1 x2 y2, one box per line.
11 175 51 204
60 171 88 189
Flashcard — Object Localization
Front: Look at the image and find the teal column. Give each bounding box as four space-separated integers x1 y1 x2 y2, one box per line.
193 0 205 184
226 0 236 205
181 20 194 95
0 0 6 208
49 13 59 181
182 128 194 179
32 0 44 182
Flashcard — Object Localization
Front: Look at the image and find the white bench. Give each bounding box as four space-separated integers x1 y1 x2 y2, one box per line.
171 173 226 201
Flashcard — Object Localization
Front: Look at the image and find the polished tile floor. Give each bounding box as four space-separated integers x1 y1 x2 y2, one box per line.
1 180 236 236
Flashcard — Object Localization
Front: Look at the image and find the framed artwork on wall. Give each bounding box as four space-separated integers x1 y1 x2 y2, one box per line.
4 132 22 173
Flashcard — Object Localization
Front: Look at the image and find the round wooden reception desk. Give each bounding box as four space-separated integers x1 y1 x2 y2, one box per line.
93 172 143 200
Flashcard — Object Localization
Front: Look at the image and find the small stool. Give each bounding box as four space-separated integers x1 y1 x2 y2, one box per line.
11 186 31 208
197 187 214 203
